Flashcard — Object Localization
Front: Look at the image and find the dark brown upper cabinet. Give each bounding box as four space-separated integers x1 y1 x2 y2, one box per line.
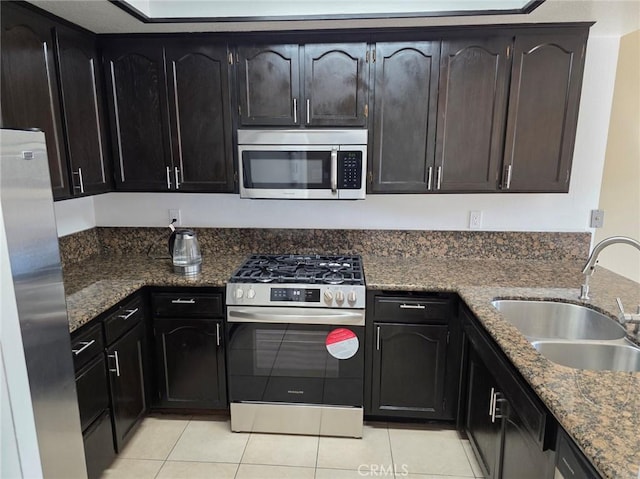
501 31 588 192
435 37 511 192
370 42 440 193
236 44 300 127
103 40 173 191
303 43 368 127
0 3 70 199
236 43 369 128
165 41 234 192
55 25 112 196
103 39 235 192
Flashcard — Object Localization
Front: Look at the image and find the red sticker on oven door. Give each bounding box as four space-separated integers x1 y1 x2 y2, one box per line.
326 328 359 360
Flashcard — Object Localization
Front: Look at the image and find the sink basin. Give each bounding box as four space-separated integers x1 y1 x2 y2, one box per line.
491 300 626 340
531 341 640 372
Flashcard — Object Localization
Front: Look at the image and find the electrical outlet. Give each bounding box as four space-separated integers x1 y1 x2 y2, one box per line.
590 209 604 228
169 209 182 226
469 211 482 229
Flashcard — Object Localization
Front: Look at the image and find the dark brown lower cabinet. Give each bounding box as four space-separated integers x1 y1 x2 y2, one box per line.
83 411 116 479
461 305 555 479
154 318 227 409
371 323 448 417
107 321 147 452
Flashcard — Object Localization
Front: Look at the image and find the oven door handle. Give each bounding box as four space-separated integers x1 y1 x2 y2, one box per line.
227 306 365 326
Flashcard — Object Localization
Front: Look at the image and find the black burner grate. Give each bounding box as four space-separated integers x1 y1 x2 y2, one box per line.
230 254 365 285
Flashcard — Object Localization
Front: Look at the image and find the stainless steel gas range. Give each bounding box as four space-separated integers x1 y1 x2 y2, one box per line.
226 254 366 438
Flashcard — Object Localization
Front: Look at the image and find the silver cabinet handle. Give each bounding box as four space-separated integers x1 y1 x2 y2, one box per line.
436 166 442 190
489 387 495 416
399 303 425 310
561 457 576 476
171 61 185 175
293 98 298 123
427 166 433 190
174 166 180 190
376 325 381 351
216 323 220 347
110 61 126 183
171 298 196 304
72 339 95 356
504 164 513 189
306 98 310 124
89 58 106 180
166 166 172 189
118 308 139 320
108 351 120 377
330 148 338 194
73 168 85 193
42 41 62 170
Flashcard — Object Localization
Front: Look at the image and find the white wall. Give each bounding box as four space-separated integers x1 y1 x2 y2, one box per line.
54 196 95 237
58 35 620 236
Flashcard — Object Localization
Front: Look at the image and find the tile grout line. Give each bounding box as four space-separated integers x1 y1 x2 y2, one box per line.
233 429 252 479
161 415 193 466
386 424 399 479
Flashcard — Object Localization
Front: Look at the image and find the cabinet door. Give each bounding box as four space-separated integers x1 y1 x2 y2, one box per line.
154 318 227 409
103 40 172 191
501 402 555 479
107 321 147 452
465 347 501 479
0 4 70 199
55 25 111 196
237 44 300 126
165 42 235 192
502 31 587 192
371 323 448 418
435 37 511 191
303 43 368 127
371 42 440 192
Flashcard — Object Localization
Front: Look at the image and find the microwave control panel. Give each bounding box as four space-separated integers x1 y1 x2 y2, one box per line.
338 152 363 189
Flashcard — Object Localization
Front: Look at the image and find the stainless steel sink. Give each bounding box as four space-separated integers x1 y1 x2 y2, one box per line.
531 341 640 372
491 300 626 340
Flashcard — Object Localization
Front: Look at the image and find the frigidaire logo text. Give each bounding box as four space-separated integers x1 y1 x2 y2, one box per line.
287 390 304 394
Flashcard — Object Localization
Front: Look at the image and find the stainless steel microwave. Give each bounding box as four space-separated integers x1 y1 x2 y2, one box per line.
237 129 367 200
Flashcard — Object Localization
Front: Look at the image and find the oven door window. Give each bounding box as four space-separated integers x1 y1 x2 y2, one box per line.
242 151 331 189
227 323 363 407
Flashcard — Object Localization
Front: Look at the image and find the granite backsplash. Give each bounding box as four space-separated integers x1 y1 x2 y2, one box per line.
59 227 591 265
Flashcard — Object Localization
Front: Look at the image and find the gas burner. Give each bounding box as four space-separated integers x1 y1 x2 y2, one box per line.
229 254 365 286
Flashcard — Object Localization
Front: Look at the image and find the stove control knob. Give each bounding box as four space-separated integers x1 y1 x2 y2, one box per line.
335 291 345 304
324 290 334 304
347 291 357 304
247 288 256 299
235 288 244 299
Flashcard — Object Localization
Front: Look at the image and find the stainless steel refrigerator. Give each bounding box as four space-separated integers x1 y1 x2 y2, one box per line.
0 129 86 478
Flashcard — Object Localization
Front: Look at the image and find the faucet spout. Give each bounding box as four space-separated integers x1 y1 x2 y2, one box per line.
579 236 640 300
581 236 640 275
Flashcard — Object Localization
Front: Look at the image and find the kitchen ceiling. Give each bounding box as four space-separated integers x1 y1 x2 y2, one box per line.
25 0 640 35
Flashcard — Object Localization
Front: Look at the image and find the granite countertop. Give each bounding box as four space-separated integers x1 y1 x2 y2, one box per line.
63 253 640 478
364 255 640 479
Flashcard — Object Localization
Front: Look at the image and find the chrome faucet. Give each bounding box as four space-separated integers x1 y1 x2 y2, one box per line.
579 235 640 299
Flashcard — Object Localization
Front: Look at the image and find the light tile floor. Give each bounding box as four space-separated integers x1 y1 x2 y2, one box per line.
101 414 483 479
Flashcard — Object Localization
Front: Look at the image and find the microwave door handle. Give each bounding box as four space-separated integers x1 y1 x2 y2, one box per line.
331 148 338 194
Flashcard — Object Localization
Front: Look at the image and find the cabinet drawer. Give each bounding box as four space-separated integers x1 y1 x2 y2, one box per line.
556 429 599 479
71 323 104 372
104 295 144 345
374 296 450 323
151 293 223 318
83 411 116 479
76 355 109 432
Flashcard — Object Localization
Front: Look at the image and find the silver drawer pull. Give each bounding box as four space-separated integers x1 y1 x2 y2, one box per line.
216 323 221 347
561 457 576 476
171 298 196 304
118 308 139 320
108 351 120 377
72 339 96 356
399 304 426 310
